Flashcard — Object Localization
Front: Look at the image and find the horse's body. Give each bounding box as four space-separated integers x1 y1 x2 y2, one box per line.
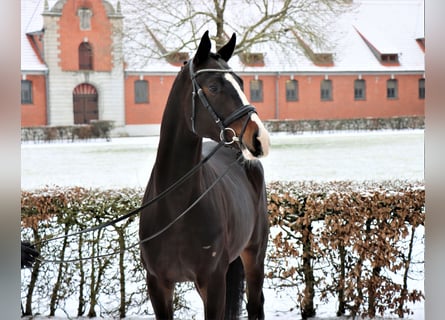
139 31 270 319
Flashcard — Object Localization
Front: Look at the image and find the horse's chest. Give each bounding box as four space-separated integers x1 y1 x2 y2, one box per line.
140 173 259 280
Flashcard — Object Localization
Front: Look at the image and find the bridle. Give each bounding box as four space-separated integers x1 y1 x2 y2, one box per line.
189 59 257 145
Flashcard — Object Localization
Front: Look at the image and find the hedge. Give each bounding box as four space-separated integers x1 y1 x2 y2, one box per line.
264 116 424 133
21 120 114 143
266 180 424 319
21 181 424 319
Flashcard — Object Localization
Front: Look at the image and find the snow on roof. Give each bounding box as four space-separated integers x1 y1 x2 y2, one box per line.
414 1 425 39
21 0 48 72
345 0 425 71
21 0 424 74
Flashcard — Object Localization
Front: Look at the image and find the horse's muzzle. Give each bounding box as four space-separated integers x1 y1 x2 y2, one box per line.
241 113 270 160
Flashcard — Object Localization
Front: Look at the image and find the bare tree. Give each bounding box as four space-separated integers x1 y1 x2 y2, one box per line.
121 0 355 68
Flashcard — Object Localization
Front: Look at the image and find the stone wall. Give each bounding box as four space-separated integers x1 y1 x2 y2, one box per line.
264 116 424 133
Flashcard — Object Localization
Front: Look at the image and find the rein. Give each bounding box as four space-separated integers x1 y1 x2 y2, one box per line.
38 153 244 264
35 59 256 264
36 139 225 248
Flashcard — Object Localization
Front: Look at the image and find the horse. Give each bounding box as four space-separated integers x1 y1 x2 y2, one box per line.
139 31 270 320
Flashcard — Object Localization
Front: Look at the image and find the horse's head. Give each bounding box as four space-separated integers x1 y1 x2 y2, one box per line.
185 31 270 159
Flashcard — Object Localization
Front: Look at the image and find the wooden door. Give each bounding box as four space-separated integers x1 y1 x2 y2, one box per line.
73 84 98 124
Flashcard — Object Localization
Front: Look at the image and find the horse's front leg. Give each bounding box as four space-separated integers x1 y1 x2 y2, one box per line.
146 273 175 320
195 263 228 320
241 248 266 320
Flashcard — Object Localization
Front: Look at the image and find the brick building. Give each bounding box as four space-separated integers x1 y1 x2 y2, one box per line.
21 0 425 136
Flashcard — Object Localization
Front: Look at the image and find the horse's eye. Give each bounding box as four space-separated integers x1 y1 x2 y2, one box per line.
208 84 218 94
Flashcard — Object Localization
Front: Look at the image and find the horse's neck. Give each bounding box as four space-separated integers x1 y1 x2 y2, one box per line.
153 109 203 191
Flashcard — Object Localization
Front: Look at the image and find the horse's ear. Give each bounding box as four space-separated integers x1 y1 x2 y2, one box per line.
217 33 236 62
193 31 211 66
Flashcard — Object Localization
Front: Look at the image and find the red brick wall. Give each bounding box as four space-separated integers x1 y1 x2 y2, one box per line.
22 72 424 127
58 0 113 71
124 72 425 125
21 74 47 126
251 73 424 121
125 75 177 124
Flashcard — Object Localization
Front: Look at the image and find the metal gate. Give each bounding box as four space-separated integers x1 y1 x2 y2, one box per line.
73 83 98 124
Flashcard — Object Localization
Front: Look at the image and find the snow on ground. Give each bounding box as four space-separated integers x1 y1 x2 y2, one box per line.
21 129 424 190
21 129 425 319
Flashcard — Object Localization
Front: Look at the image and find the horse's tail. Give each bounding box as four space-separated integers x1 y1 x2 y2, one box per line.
225 256 245 319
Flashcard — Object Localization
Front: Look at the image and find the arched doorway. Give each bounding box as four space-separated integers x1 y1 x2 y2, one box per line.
73 83 98 124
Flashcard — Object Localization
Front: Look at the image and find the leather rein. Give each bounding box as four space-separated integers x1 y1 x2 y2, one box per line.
35 59 255 264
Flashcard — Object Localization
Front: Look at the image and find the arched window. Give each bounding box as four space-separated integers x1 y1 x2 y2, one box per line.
79 42 93 70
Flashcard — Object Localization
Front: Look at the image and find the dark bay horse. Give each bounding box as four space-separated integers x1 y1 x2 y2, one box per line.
139 31 270 319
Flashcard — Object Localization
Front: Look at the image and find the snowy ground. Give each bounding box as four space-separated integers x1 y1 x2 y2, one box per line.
21 129 424 319
21 129 424 190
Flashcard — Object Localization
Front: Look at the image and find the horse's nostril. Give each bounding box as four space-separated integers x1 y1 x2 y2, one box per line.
252 131 263 157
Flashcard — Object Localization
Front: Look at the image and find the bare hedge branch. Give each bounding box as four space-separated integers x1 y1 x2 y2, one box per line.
21 180 424 318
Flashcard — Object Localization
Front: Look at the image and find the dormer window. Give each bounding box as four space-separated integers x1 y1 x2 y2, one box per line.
78 8 92 30
381 54 399 64
354 27 400 66
416 38 425 52
239 52 265 67
291 30 334 67
166 52 190 66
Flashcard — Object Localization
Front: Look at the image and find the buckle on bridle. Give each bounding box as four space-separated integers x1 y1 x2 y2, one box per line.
220 127 239 145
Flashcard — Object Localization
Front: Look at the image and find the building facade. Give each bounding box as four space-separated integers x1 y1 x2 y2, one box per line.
21 0 425 136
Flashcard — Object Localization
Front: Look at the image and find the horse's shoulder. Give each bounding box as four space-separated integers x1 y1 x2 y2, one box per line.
202 141 265 192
